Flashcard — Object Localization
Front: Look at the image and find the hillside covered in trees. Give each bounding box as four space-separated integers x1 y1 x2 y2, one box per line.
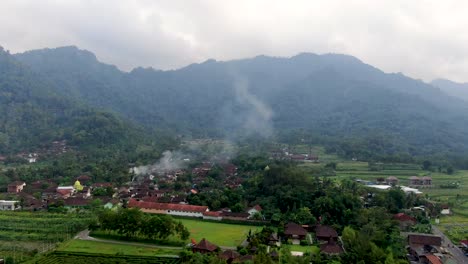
13 46 468 161
0 47 175 156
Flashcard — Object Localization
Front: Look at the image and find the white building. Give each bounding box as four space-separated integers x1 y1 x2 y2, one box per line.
0 200 19 210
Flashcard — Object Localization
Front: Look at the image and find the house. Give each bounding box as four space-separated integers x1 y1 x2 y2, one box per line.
393 213 417 230
192 238 218 254
409 176 422 186
220 212 250 221
385 176 399 186
268 233 280 246
203 211 222 221
0 200 18 210
247 204 262 218
408 234 442 247
315 225 338 242
76 175 92 185
8 181 26 193
219 250 240 263
440 205 450 215
420 254 443 264
56 186 74 198
422 176 432 186
320 237 344 255
284 222 308 244
407 233 442 259
128 199 208 217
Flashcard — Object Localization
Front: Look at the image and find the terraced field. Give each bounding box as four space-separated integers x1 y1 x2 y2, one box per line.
33 251 180 264
0 211 94 263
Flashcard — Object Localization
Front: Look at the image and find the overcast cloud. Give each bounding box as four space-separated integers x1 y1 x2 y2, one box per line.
2 0 468 82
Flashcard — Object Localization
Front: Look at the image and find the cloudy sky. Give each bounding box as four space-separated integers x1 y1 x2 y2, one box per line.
2 0 468 82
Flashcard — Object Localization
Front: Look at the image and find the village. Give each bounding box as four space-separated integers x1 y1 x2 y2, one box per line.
1 145 467 264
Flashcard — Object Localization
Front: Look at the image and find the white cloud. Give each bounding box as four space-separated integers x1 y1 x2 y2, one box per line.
1 0 468 81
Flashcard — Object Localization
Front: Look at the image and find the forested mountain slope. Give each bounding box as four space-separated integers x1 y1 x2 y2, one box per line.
0 47 157 154
14 46 468 158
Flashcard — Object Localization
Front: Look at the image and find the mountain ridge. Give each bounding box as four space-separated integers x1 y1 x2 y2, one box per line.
11 45 468 159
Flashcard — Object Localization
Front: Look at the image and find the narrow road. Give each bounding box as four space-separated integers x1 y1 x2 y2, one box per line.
431 225 467 264
75 229 182 251
74 229 235 250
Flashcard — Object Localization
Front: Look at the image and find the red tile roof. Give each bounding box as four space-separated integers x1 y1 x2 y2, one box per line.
203 211 222 217
393 213 417 222
425 254 442 264
408 234 442 246
8 181 25 187
128 199 208 213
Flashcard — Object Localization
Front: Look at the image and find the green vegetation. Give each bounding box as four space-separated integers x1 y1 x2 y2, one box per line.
32 251 181 264
59 240 181 256
0 211 94 263
178 218 262 247
92 208 190 244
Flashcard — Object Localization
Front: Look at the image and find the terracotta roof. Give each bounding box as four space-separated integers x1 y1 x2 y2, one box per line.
460 240 468 247
284 222 308 236
316 225 338 238
128 199 208 213
8 181 25 187
250 204 262 211
56 189 73 196
408 234 442 246
424 254 442 264
77 175 91 181
203 211 222 217
64 197 89 206
193 238 218 252
393 213 417 222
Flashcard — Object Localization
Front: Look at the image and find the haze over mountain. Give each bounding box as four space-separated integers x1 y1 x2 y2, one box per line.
7 45 468 159
431 79 468 103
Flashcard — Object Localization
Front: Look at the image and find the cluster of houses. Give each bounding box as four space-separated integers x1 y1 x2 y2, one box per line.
270 148 319 162
0 141 71 164
187 222 344 263
0 177 119 211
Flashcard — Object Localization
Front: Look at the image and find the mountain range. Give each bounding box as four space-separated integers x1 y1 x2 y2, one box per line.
3 45 468 159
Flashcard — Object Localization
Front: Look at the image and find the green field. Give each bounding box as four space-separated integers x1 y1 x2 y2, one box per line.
310 160 468 244
59 240 181 256
0 211 94 263
178 219 262 247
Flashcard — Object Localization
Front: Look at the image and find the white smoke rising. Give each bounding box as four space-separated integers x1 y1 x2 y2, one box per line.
232 75 274 138
131 150 187 176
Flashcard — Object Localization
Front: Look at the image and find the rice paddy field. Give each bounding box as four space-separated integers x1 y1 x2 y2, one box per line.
300 158 468 244
0 211 94 263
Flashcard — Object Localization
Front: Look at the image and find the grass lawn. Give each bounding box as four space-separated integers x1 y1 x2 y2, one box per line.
59 239 181 256
178 219 262 247
288 244 320 253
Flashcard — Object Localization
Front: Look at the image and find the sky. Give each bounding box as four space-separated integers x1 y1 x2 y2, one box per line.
2 0 468 82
